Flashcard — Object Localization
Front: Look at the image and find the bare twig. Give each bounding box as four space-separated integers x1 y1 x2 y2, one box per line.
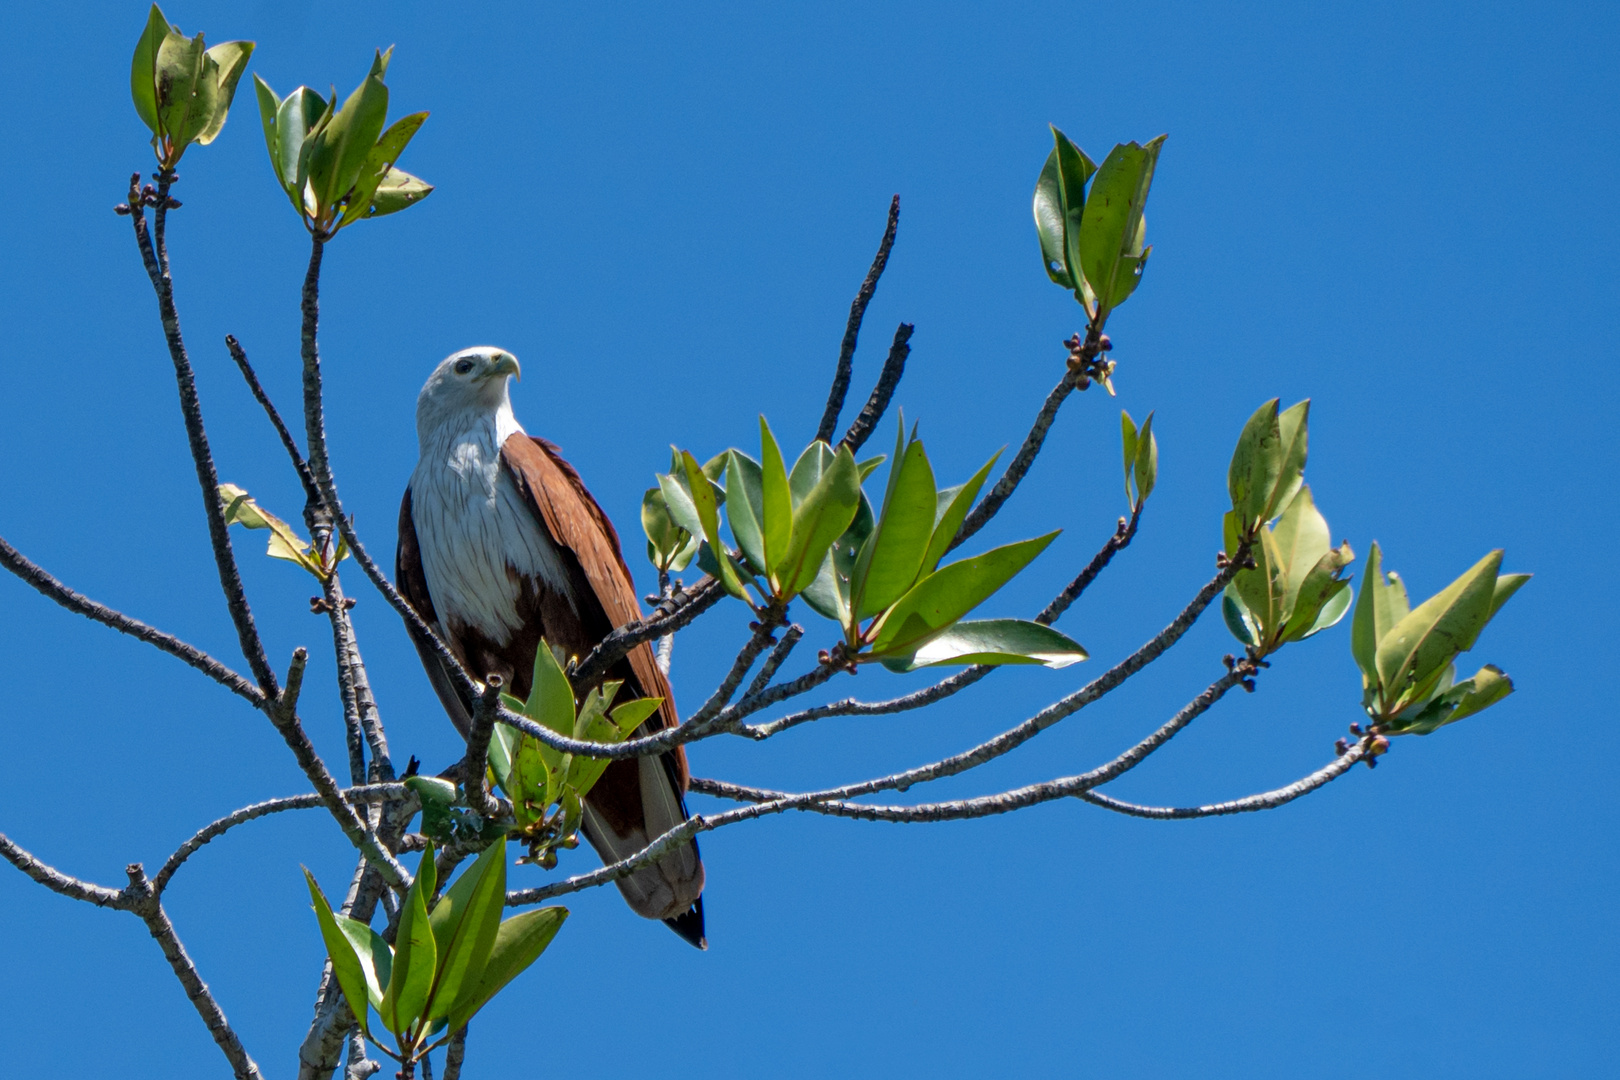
0 534 263 706
464 678 504 817
818 195 900 443
680 613 784 732
0 831 126 908
1079 740 1372 819
125 172 279 698
572 577 726 687
441 1027 468 1080
153 784 408 894
951 367 1083 552
840 322 915 454
744 624 803 700
225 334 321 507
125 863 266 1080
1036 505 1142 626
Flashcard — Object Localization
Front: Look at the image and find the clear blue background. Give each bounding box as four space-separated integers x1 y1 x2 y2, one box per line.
0 2 1613 1076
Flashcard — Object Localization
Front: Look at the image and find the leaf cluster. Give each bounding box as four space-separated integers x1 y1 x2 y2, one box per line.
648 417 1086 672
489 641 663 866
1033 127 1166 326
252 49 432 237
130 5 254 170
306 839 565 1068
218 483 349 581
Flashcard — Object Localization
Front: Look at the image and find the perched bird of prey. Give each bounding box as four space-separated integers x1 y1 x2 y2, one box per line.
396 346 706 948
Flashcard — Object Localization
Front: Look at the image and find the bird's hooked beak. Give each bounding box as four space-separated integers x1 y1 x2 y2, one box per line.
484 352 521 382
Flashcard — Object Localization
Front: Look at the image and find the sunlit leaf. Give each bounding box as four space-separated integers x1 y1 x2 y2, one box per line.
881 618 1088 671
868 532 1059 657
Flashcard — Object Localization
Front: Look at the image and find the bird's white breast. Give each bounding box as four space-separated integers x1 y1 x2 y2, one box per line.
410 408 575 645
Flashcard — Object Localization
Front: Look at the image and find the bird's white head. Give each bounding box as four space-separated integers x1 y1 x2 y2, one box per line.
415 346 523 447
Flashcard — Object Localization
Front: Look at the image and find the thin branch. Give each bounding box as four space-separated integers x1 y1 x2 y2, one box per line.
818 195 900 443
694 668 1247 821
0 534 264 706
0 831 126 908
572 577 726 688
152 784 408 895
951 367 1083 552
125 863 266 1080
680 614 784 732
840 322 914 454
1036 505 1142 626
744 624 803 700
441 1027 468 1080
124 172 279 698
1079 741 1371 819
463 679 504 818
225 333 321 507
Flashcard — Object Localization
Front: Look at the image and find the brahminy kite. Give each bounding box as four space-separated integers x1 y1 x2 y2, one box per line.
396 346 706 948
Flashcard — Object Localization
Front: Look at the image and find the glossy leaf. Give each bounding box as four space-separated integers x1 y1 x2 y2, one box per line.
1078 136 1165 320
308 59 390 215
1228 399 1283 534
1033 126 1096 292
130 5 170 135
1375 551 1503 706
363 167 433 218
799 489 875 627
869 532 1060 657
1268 400 1310 523
723 451 766 574
1222 588 1260 646
1134 412 1158 505
1271 484 1331 613
1232 526 1287 640
920 451 999 578
853 426 938 619
379 848 437 1037
778 444 862 597
681 449 749 599
403 775 457 806
1121 410 1139 504
305 868 377 1038
195 40 254 145
656 471 704 538
1281 541 1355 642
758 418 793 576
339 111 428 228
1490 573 1531 620
882 618 1088 671
426 839 506 1027
446 906 568 1033
788 441 837 505
641 486 698 572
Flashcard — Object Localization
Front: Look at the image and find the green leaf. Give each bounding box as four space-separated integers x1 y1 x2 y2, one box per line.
403 775 458 806
154 26 218 156
251 75 282 184
723 451 766 575
486 721 517 796
881 618 1088 671
363 167 433 218
777 444 862 597
1232 526 1287 642
1121 409 1139 505
1280 541 1355 642
130 5 170 136
1490 573 1531 620
425 839 506 1027
218 483 328 578
447 906 568 1033
920 451 999 578
333 913 391 1014
339 111 429 228
194 40 254 145
1270 484 1331 614
1222 587 1260 646
641 485 697 572
788 441 838 506
1228 399 1283 534
1267 400 1310 523
868 532 1059 657
520 637 577 738
1033 127 1097 292
852 427 938 619
269 85 330 210
1078 136 1165 320
1350 542 1408 685
1133 412 1158 505
304 868 377 1038
656 471 705 538
1385 664 1515 736
758 417 793 577
681 449 749 600
379 847 437 1038
1052 127 1099 310
308 59 391 217
1375 551 1503 708
799 488 875 628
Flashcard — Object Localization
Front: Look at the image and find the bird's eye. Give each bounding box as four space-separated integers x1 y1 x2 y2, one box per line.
453 359 475 375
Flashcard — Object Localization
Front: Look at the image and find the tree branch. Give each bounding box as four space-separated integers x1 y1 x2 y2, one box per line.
124 172 280 698
840 322 914 454
571 577 726 688
1078 740 1371 819
225 333 321 507
0 831 126 908
1036 505 1142 626
817 195 900 443
0 534 264 707
124 863 266 1080
950 367 1083 552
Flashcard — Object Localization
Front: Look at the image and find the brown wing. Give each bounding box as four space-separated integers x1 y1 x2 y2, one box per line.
499 434 705 945
397 488 475 737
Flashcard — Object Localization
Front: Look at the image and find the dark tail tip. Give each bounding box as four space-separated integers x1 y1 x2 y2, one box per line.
664 896 707 950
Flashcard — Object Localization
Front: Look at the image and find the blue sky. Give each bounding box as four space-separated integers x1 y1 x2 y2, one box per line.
0 1 1614 1076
